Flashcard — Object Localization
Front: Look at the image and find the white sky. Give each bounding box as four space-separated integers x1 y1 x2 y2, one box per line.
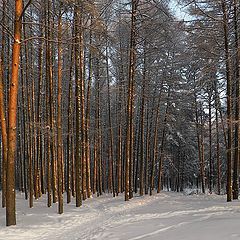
169 0 191 21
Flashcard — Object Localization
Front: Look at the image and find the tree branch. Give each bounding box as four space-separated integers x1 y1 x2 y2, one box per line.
18 0 32 20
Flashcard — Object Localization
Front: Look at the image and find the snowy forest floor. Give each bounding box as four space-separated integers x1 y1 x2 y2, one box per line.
1 191 240 240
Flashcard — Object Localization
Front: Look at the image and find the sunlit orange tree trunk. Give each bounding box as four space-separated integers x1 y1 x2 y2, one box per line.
6 0 23 226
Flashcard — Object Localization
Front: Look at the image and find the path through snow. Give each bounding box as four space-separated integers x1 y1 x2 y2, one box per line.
0 191 240 240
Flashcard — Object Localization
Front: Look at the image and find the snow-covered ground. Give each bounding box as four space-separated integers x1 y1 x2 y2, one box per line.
1 191 240 240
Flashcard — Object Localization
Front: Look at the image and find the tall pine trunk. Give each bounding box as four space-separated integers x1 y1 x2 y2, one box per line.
0 0 7 209
57 6 63 214
221 0 232 202
6 0 23 226
232 0 239 200
125 0 138 201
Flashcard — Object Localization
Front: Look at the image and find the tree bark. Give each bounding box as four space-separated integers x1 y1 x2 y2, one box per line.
214 81 221 195
157 88 171 193
139 42 147 196
125 0 138 201
232 0 239 200
194 92 205 194
221 0 232 202
75 4 82 207
57 6 63 214
6 0 23 226
0 0 7 209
